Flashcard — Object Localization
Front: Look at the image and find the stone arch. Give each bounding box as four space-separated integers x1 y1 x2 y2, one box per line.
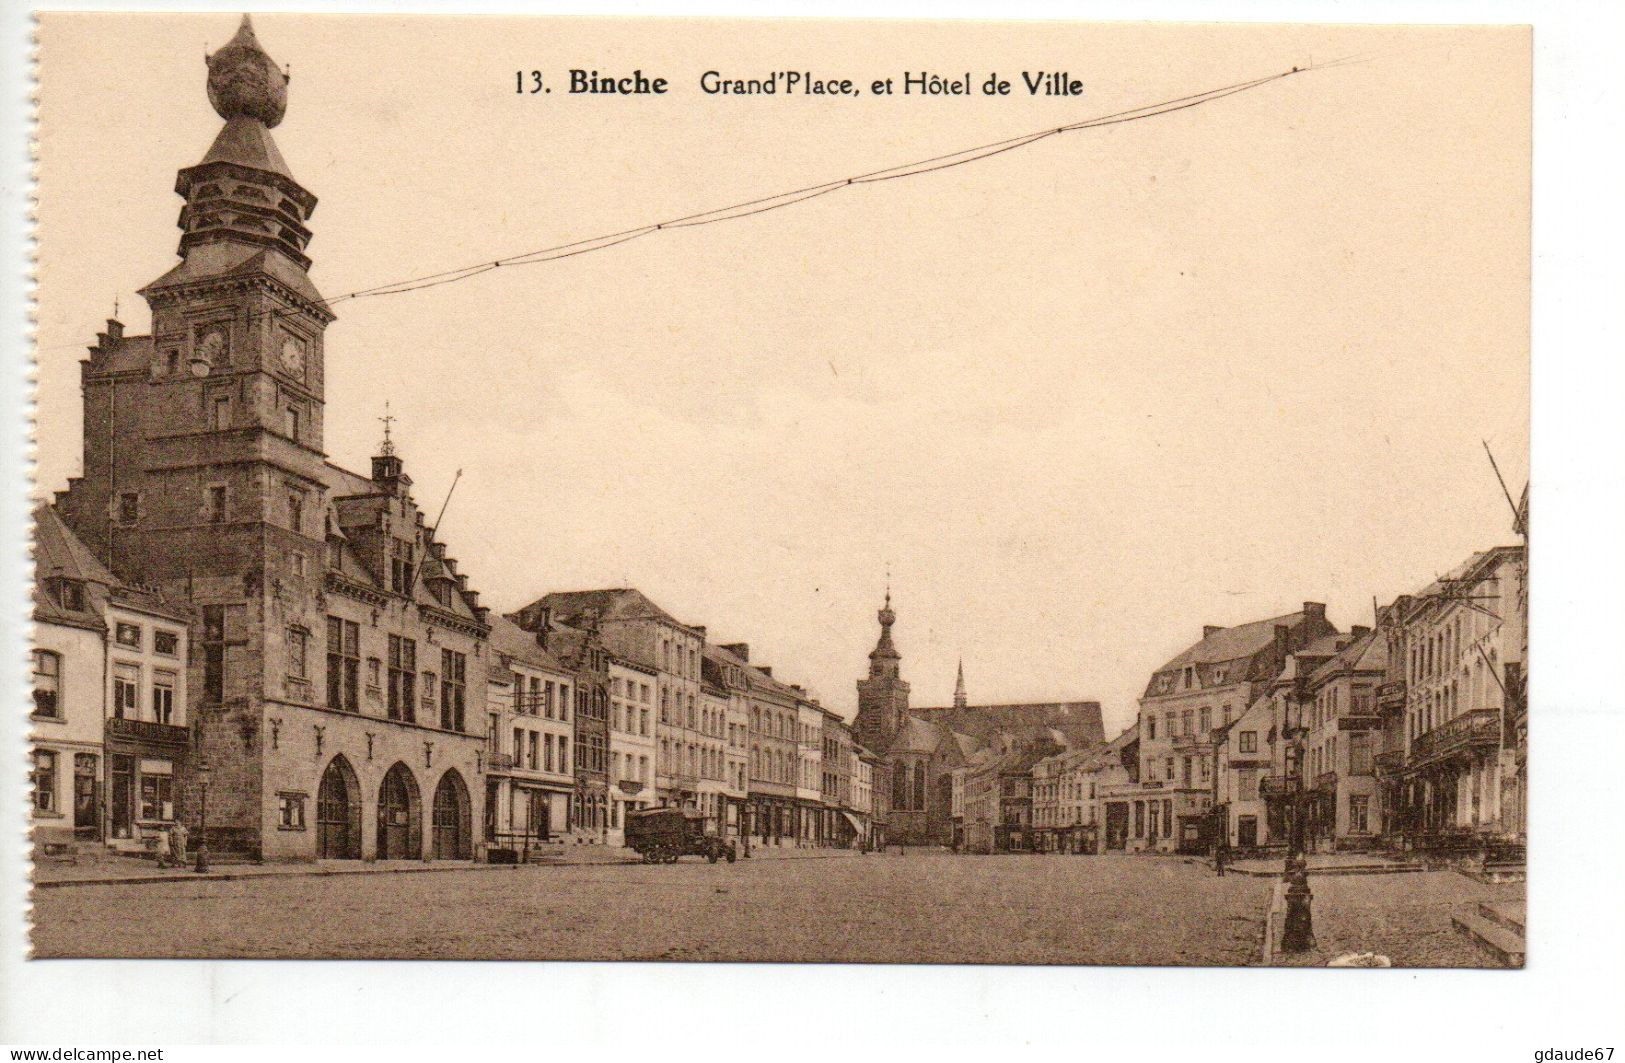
316 754 362 860
431 768 472 861
377 761 422 860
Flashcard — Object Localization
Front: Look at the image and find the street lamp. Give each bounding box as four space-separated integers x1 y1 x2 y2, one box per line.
194 759 211 874
1280 691 1315 952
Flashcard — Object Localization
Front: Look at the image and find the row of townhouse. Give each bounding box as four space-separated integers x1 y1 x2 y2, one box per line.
27 20 886 865
965 539 1527 860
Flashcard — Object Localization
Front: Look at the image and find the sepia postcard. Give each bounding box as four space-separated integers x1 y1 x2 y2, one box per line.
22 12 1531 973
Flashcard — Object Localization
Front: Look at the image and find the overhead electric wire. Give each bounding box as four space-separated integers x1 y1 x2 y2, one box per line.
297 59 1346 314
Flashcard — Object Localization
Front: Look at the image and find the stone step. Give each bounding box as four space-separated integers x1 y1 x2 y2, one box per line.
1452 908 1525 967
1479 899 1526 934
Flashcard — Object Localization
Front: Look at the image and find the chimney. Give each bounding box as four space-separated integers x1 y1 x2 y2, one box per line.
722 642 749 662
760 666 772 678
1203 625 1223 639
1303 601 1327 624
1352 625 1371 639
791 684 804 695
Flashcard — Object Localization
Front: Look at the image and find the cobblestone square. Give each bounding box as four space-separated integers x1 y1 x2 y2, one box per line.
33 852 1274 964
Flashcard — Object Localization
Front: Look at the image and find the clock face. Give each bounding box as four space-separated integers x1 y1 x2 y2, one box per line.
279 335 307 376
197 327 227 364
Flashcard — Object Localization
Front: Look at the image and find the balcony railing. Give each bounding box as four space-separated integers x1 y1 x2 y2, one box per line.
1259 775 1293 797
1374 749 1405 773
105 717 190 750
1410 708 1500 763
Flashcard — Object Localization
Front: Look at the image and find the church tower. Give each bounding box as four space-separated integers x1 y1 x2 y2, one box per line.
854 589 911 752
953 658 967 709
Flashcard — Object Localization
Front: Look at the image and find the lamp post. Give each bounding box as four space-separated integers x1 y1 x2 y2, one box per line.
194 759 211 874
1280 691 1315 952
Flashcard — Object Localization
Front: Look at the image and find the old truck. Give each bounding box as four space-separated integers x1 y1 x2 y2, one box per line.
624 805 737 864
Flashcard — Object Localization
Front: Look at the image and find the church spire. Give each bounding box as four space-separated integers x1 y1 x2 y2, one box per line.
954 658 967 709
868 587 900 679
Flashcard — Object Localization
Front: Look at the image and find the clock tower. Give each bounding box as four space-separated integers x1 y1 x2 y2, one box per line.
63 15 333 584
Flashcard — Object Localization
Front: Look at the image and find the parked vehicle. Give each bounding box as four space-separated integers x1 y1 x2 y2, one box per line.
624 806 737 864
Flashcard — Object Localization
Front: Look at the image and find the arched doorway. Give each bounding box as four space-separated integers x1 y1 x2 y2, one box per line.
432 770 472 860
316 756 362 859
377 762 422 860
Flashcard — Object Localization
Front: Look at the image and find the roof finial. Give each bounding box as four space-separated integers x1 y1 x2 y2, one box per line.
207 13 289 128
378 401 396 456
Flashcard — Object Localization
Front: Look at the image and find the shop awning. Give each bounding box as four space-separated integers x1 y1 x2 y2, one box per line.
841 811 865 834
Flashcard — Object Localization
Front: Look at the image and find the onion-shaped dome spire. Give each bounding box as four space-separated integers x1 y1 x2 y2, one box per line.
206 15 288 128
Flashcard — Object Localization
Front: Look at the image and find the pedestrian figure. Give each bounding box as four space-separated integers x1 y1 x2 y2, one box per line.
1213 835 1227 877
158 821 188 870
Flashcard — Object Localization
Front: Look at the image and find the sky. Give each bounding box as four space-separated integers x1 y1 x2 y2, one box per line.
32 15 1529 737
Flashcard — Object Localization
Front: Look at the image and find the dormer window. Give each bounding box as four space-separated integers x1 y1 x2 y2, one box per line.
56 580 85 612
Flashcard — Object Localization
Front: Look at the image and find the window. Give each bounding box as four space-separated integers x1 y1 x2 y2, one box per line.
559 686 570 721
528 732 539 771
1198 707 1211 734
206 484 227 524
58 580 84 612
289 551 307 578
139 772 174 821
152 670 176 725
1349 732 1373 776
285 405 301 441
387 635 417 722
390 538 413 595
115 622 142 648
1239 731 1258 754
113 662 140 719
202 605 225 703
640 708 649 736
117 492 139 525
211 395 230 430
279 793 307 830
558 737 569 772
32 650 61 718
1147 716 1156 740
287 489 305 534
287 626 309 680
154 629 180 656
1349 794 1370 834
31 750 58 813
327 538 343 569
1181 709 1193 736
326 616 359 712
440 649 467 731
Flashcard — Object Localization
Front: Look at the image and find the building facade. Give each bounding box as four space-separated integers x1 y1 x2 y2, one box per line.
1131 604 1338 854
606 656 657 846
52 18 491 862
31 506 193 853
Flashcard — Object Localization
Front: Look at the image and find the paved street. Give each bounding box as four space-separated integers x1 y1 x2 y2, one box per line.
33 851 1271 964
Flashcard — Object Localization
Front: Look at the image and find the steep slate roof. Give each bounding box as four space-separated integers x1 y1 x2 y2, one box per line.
32 504 114 631
525 588 691 631
911 700 1105 749
141 242 326 307
486 613 570 677
1307 628 1388 686
1155 610 1311 673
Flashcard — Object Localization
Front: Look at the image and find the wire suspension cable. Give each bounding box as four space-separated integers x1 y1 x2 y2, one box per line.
251 60 1345 319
